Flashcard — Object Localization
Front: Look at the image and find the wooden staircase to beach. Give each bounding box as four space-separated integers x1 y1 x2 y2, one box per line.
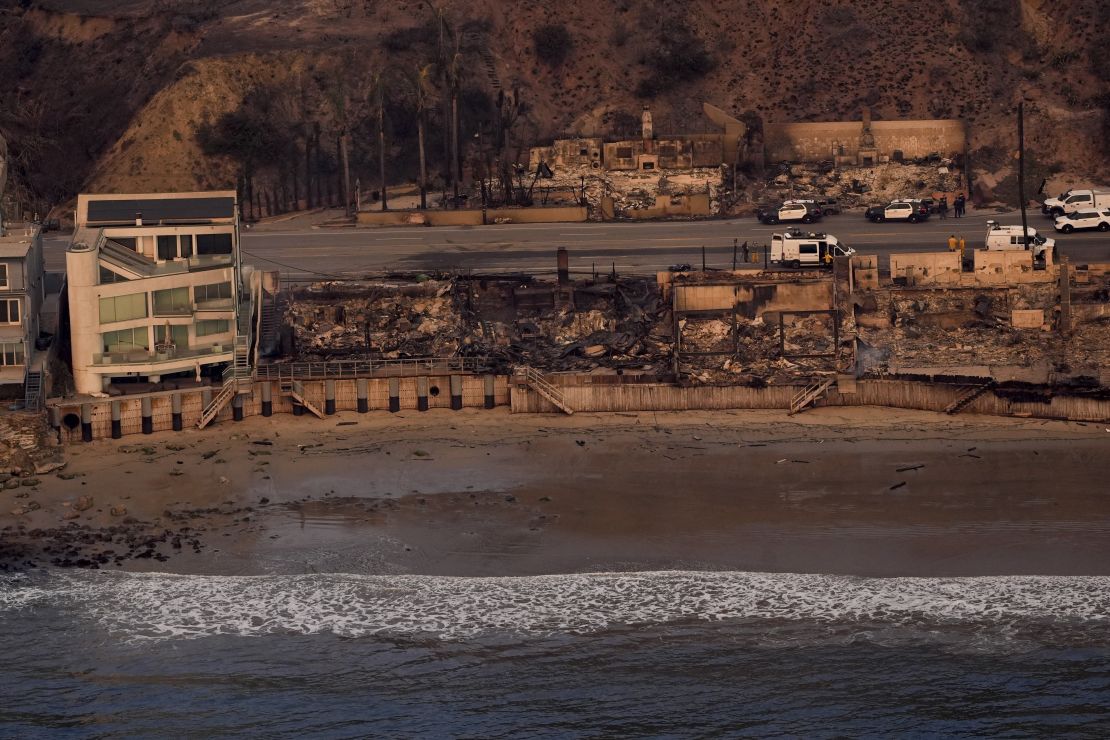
944 383 994 415
789 378 835 416
521 366 574 415
280 378 325 418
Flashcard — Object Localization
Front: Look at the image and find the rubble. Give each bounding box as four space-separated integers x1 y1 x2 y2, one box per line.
733 160 966 215
273 258 1110 389
523 164 722 218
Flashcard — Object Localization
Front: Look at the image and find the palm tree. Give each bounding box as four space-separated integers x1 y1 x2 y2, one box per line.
411 63 436 209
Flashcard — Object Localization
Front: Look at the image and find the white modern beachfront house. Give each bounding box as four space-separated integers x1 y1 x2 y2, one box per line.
66 191 251 395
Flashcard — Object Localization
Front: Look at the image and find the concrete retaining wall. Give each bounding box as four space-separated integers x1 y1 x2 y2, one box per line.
357 206 587 227
510 378 1110 422
764 119 966 162
51 375 509 444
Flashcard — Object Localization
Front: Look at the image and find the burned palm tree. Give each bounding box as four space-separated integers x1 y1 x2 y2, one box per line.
410 63 437 209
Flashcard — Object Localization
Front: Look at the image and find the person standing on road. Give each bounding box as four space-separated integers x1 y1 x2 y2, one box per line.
954 194 966 218
938 196 948 219
948 234 958 252
742 241 750 264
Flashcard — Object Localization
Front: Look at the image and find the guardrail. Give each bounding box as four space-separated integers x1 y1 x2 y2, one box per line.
255 356 491 380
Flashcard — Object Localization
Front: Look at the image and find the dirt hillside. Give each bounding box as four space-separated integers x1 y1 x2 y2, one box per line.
1 0 1108 213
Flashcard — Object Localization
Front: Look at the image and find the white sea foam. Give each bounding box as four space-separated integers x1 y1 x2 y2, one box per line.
1 571 1108 640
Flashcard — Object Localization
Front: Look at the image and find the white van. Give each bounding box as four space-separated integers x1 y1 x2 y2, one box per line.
985 221 1054 260
770 230 855 268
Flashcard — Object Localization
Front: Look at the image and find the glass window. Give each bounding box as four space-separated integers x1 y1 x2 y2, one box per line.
152 287 191 315
102 327 149 354
157 324 190 350
179 234 194 258
99 266 131 284
0 264 8 289
0 341 24 366
157 235 178 260
196 319 230 337
800 244 818 254
194 282 233 303
0 299 20 324
195 233 233 255
99 293 147 324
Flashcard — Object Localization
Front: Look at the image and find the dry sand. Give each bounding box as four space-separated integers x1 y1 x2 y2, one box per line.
3 407 1109 577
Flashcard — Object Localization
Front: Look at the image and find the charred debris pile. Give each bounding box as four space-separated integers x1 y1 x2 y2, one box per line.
279 271 853 386
282 275 673 375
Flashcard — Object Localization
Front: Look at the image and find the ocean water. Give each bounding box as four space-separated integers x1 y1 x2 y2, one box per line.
2 570 1110 737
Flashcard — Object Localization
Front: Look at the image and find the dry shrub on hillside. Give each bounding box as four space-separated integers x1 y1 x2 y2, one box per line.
635 21 714 98
533 24 574 67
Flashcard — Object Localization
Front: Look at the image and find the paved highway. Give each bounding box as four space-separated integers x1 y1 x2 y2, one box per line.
43 208 1110 278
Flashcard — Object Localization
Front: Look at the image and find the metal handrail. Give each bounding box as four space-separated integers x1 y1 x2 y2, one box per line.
255 356 490 381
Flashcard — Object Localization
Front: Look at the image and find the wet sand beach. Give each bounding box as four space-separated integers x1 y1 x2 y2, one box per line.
3 407 1109 577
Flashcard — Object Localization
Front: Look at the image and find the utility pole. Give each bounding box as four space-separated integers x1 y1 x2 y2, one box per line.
378 82 388 212
1018 101 1029 251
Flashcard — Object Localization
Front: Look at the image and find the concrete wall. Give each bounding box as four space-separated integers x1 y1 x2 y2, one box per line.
764 119 966 163
851 255 880 291
672 280 834 316
622 193 711 220
51 375 511 443
358 206 587 227
971 249 1046 284
511 378 1110 422
889 251 962 286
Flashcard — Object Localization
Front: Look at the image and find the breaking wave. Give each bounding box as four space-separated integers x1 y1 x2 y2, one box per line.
2 571 1108 641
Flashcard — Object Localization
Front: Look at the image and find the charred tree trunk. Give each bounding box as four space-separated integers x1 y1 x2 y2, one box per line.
417 112 428 209
304 135 314 210
339 133 352 216
315 129 324 207
451 93 460 198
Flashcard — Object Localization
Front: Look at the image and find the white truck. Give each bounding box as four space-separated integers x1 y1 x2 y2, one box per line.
770 230 855 268
985 221 1053 260
1041 189 1110 217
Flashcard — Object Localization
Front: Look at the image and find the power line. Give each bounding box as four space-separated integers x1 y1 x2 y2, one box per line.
240 249 348 279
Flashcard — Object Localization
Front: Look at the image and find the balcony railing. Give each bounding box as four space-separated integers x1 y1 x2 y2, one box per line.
93 342 233 366
255 356 491 380
97 234 234 278
195 297 234 312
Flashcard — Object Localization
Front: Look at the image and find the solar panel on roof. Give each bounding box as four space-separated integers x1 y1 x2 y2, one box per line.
86 197 235 224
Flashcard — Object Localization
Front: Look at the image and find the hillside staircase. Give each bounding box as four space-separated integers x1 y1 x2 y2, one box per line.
23 369 43 411
789 378 835 415
464 30 501 92
944 383 994 415
521 366 573 415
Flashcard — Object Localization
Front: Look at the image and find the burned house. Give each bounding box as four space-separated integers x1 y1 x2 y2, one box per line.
530 103 754 174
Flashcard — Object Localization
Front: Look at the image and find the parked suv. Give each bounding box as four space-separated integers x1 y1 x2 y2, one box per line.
865 200 931 223
757 201 821 225
785 198 840 216
1053 209 1110 233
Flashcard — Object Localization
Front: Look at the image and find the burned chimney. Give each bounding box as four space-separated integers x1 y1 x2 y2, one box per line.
641 106 654 155
557 247 569 285
861 106 872 130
